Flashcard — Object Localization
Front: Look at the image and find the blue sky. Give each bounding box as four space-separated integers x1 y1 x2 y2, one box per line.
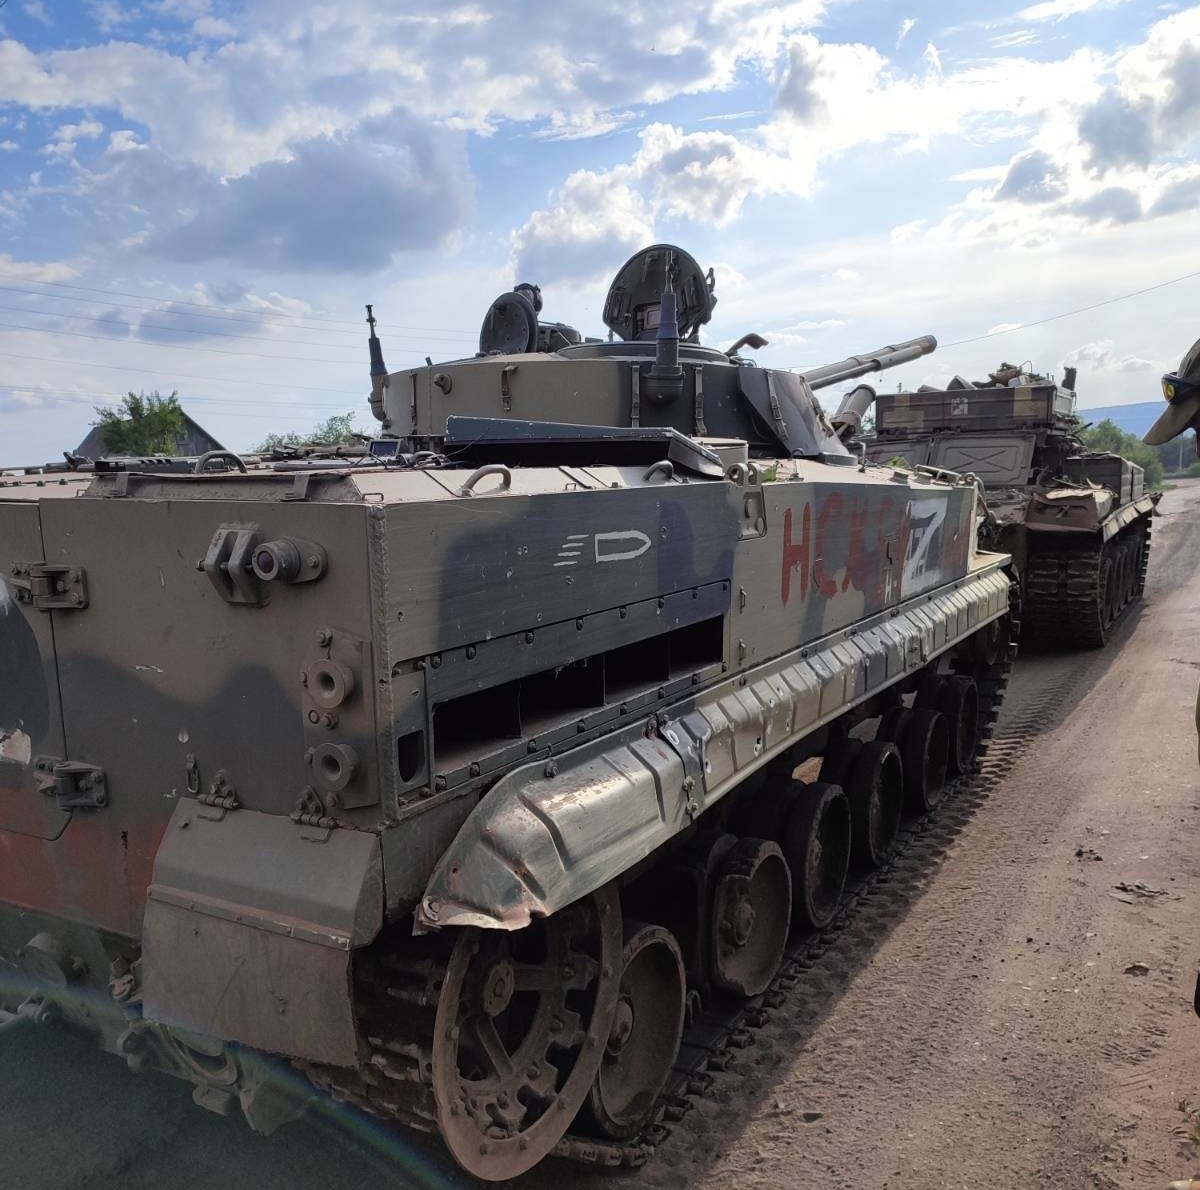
0 0 1198 464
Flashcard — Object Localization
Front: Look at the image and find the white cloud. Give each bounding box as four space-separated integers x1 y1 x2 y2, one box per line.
990 30 1041 49
1017 0 1126 22
0 254 76 282
25 1 52 25
950 165 1008 182
778 319 848 331
87 1 137 34
1062 339 1160 372
0 0 829 175
512 170 652 286
41 118 104 158
91 112 475 273
897 18 917 49
0 141 16 152
192 16 235 38
513 121 799 284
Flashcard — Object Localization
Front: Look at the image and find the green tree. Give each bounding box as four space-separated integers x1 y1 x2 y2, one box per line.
93 390 185 455
256 412 367 452
1154 430 1196 475
1080 418 1164 488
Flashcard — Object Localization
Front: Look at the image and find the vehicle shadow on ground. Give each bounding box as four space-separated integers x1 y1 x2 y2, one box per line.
0 1024 470 1190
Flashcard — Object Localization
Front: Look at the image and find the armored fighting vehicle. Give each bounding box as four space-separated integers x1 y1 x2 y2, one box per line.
0 246 1015 1180
852 364 1157 647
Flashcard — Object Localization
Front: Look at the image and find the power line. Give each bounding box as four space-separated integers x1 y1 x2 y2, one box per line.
0 297 360 354
782 267 1200 371
940 267 1200 348
0 283 479 344
0 316 369 365
0 269 480 337
2 383 359 414
0 347 362 394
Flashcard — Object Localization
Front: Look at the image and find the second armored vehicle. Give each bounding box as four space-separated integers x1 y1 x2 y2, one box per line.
853 364 1157 647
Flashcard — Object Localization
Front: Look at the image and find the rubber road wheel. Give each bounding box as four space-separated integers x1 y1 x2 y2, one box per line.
845 740 903 868
900 707 949 813
781 781 851 932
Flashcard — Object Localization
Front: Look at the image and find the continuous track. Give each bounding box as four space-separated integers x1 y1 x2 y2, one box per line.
1023 521 1151 648
301 593 1037 1177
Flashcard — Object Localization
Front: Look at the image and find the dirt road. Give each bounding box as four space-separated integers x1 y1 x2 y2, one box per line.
5 481 1200 1190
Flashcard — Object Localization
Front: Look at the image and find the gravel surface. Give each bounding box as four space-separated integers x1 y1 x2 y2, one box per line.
4 480 1200 1190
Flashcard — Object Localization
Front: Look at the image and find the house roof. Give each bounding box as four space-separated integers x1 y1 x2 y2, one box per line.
75 410 226 457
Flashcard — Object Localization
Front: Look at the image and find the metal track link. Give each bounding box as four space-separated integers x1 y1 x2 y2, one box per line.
297 937 450 1137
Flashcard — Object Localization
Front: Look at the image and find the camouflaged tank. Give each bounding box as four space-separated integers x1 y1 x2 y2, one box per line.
853 364 1157 647
0 245 1016 1180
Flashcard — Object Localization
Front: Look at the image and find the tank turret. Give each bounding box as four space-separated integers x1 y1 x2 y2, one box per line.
369 244 937 465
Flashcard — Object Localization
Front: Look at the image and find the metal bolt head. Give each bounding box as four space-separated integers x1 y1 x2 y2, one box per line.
316 628 332 646
307 709 320 724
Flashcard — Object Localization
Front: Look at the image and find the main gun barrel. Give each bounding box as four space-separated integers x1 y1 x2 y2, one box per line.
800 335 938 391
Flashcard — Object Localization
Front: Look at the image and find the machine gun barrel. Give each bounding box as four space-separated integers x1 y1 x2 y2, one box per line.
800 335 938 391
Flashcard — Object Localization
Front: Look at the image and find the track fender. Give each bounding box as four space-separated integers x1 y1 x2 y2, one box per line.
417 564 1013 934
416 727 696 934
142 801 383 1066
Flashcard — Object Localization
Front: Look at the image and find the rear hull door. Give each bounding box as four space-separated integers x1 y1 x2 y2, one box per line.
0 501 70 842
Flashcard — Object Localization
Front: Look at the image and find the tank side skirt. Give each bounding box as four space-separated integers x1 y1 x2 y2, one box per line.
417 562 1011 932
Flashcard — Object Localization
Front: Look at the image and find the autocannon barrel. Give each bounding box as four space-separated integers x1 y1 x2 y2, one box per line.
800 335 938 391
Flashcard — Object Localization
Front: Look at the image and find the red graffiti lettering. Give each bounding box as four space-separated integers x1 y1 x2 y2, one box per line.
780 504 812 606
842 493 871 593
812 492 841 599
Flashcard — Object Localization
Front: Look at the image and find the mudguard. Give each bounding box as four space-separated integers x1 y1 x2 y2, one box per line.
417 563 1010 933
143 802 383 1066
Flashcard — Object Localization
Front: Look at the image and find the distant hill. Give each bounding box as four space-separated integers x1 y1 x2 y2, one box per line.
1076 402 1164 438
